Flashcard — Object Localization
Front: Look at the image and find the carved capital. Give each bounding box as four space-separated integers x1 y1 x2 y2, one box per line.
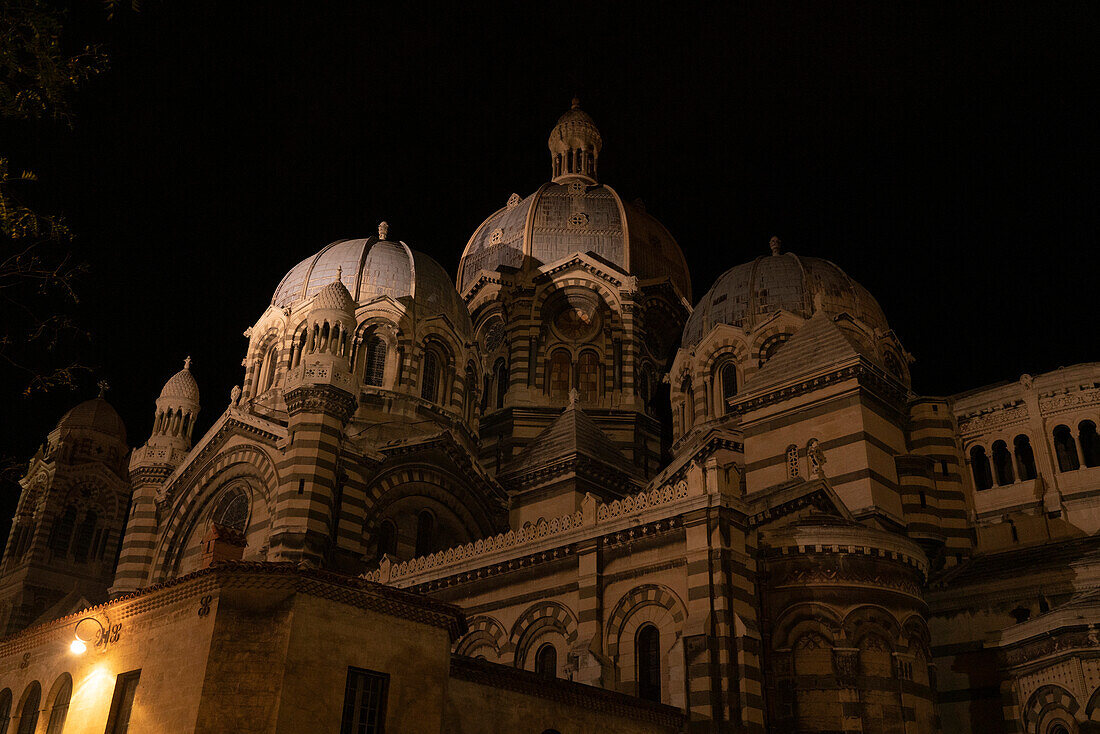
284 384 358 422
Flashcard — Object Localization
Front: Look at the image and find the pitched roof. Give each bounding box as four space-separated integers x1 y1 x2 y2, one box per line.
501 403 642 482
739 312 876 396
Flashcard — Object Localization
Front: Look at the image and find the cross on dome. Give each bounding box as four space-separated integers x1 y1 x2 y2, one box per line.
97 380 110 398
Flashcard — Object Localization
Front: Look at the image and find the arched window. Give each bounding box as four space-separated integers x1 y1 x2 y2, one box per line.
718 361 737 414
535 643 557 678
362 335 387 387
970 446 993 490
1014 434 1038 480
48 507 76 557
636 624 661 702
414 511 434 557
71 510 97 562
421 350 441 403
376 519 397 560
494 360 509 409
548 350 571 400
991 440 1015 486
212 487 250 531
638 370 651 407
0 688 12 734
1079 420 1100 468
681 376 695 431
758 333 790 366
16 682 40 734
260 343 278 392
1053 425 1080 472
576 351 599 403
45 675 71 734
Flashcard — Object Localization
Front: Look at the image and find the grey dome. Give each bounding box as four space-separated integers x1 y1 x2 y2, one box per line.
683 251 890 348
272 237 472 338
56 397 127 443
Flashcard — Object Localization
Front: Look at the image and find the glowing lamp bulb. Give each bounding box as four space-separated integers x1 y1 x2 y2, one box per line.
70 638 87 655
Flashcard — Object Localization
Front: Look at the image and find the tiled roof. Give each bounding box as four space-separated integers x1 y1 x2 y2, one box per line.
933 536 1100 588
501 404 642 481
739 311 876 396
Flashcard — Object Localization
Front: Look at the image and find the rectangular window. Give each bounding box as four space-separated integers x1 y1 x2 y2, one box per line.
340 667 388 734
104 670 140 734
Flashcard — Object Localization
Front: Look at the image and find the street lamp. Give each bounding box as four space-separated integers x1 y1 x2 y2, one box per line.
70 616 105 655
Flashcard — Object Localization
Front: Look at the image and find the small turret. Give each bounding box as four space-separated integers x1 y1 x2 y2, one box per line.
284 272 359 396
149 356 201 451
113 357 200 597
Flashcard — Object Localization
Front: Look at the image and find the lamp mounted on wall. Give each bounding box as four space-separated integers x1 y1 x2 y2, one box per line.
70 616 105 655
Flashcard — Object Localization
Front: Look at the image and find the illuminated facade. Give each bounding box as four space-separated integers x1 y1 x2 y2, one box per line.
2 100 1099 733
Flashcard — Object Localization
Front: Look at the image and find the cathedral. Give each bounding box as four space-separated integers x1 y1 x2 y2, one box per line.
0 100 1098 734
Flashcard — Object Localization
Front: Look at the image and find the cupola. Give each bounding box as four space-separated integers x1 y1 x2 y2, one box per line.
151 357 201 449
548 97 602 184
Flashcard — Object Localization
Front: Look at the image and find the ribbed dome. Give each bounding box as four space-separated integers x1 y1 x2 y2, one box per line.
56 397 126 442
271 236 473 338
312 278 356 313
683 249 890 348
458 185 692 301
159 359 200 403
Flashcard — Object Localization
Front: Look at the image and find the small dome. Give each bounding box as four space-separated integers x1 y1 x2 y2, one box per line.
271 235 472 339
312 277 356 313
56 397 127 442
682 247 890 348
548 97 603 185
159 358 200 403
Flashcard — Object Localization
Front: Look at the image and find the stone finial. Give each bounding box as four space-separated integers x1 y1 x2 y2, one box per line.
230 385 241 406
769 236 782 255
571 95 581 110
184 356 192 370
378 221 389 240
568 388 579 407
336 265 343 281
96 380 109 398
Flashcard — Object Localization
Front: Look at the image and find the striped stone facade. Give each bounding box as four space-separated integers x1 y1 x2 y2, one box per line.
4 102 1099 734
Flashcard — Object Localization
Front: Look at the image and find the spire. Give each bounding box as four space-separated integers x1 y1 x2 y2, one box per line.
548 97 602 184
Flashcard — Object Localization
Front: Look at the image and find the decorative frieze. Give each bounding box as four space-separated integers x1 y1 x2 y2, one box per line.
1039 388 1100 416
957 405 1029 435
364 479 693 584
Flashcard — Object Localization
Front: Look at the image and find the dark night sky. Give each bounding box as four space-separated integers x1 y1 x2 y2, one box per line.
3 3 1099 530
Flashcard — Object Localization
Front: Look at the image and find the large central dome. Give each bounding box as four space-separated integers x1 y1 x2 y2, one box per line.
457 100 692 302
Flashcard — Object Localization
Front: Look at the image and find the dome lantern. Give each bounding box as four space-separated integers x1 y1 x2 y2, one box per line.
548 97 602 184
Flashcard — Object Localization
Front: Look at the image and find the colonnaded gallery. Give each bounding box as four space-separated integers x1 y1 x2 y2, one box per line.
1 100 1098 734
